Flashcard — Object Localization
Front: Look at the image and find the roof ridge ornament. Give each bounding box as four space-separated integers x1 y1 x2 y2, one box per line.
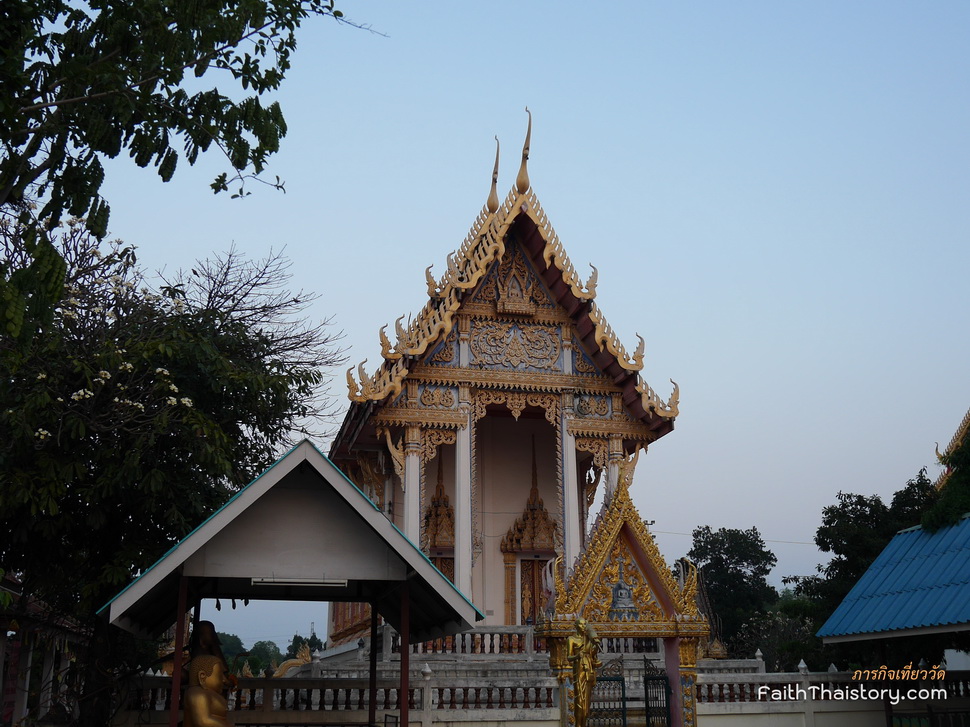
487 136 500 214
516 107 532 194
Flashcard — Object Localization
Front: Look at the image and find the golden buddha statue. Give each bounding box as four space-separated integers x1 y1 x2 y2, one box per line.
183 654 229 727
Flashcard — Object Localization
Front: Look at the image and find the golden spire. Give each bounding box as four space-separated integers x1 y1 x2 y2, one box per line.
487 136 500 214
516 107 532 194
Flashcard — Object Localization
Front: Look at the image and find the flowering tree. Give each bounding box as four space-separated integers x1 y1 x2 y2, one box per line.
0 220 343 722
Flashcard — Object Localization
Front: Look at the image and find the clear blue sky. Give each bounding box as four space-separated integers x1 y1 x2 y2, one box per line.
97 1 970 648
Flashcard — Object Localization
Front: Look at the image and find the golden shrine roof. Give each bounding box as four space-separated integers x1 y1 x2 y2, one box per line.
343 114 678 427
935 405 970 489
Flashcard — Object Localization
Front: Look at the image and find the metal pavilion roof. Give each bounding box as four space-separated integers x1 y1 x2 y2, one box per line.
817 513 970 643
99 440 482 642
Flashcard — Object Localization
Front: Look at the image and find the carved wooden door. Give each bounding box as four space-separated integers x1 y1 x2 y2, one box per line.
519 557 549 624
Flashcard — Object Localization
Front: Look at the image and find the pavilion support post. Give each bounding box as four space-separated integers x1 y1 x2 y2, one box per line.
399 581 410 727
168 574 188 727
369 604 378 726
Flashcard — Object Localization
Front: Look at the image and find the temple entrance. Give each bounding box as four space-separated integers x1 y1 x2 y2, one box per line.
518 556 550 624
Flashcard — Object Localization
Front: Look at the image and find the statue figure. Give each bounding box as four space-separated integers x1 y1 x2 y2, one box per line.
183 654 229 727
566 618 601 727
189 621 227 664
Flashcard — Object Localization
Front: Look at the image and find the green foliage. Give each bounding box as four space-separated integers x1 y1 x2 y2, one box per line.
217 632 246 665
0 0 346 239
285 630 323 659
0 220 343 620
688 525 778 649
791 470 937 627
248 640 283 675
732 610 822 672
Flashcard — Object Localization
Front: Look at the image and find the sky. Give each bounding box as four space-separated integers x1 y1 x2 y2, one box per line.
95 1 970 648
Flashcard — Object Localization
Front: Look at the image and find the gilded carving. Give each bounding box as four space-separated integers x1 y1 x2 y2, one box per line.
587 303 644 372
422 428 456 463
429 329 457 364
472 389 560 424
501 451 559 554
575 437 609 470
636 378 679 420
574 349 597 375
378 427 405 479
470 321 561 370
551 482 707 640
420 385 456 408
679 638 699 669
576 396 609 417
355 455 385 508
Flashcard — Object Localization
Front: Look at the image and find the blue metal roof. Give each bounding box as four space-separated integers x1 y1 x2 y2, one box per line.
817 514 970 642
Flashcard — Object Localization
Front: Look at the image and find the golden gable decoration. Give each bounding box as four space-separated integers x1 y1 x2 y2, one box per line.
344 112 677 429
541 452 707 640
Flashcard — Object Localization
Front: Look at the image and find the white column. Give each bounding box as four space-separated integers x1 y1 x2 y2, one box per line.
562 421 581 568
403 425 422 543
605 436 623 501
454 411 473 598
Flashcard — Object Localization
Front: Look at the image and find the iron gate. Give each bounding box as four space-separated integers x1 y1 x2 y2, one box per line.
643 674 672 727
588 674 626 727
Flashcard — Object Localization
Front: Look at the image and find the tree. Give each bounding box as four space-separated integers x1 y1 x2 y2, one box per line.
791 470 937 626
0 0 365 345
285 630 323 659
732 609 821 672
0 219 343 723
217 632 246 667
1 0 349 238
248 640 283 676
688 525 778 649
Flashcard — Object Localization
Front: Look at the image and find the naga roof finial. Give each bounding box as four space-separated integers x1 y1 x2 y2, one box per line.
516 107 532 194
487 136 500 214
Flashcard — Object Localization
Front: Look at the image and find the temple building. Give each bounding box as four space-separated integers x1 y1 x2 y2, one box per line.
328 113 682 642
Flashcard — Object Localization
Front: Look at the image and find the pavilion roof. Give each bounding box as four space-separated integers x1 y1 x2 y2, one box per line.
99 440 482 642
817 514 970 643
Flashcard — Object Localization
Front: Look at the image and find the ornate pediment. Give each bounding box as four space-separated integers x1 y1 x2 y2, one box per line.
545 452 708 639
469 321 562 371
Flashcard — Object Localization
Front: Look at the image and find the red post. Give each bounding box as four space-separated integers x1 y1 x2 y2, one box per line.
168 574 188 727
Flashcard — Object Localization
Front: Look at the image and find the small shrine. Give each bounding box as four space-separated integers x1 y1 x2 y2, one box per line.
539 451 709 727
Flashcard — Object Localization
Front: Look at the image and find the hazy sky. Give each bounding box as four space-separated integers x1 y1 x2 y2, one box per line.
96 1 969 647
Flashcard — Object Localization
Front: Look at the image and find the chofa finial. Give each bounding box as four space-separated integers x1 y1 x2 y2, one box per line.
516 107 532 194
487 136 500 213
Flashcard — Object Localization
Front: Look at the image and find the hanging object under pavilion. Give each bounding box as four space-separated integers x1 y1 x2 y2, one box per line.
100 439 483 727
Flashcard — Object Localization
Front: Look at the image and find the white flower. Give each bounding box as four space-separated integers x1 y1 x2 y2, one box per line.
56 397 63 402
119 362 134 371
36 372 47 380
70 389 94 401
166 397 177 406
180 398 193 408
34 428 50 440
97 370 111 380
169 384 179 393
155 368 170 376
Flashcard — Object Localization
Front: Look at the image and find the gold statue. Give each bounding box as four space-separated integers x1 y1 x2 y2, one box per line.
566 618 601 727
184 654 229 726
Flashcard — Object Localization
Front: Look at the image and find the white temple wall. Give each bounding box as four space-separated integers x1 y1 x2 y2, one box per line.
473 416 559 625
